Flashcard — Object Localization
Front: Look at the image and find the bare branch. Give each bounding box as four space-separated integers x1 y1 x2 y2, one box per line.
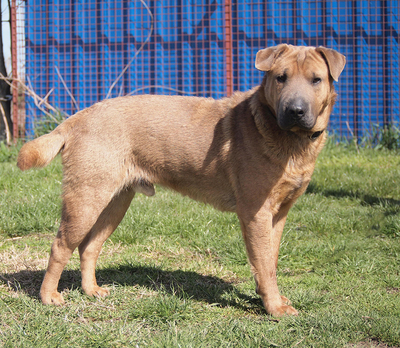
127 85 204 96
38 87 54 107
0 72 67 125
55 66 79 112
106 0 154 99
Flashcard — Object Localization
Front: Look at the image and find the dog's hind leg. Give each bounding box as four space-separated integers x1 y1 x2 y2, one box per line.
40 230 76 305
78 188 136 298
40 202 101 305
40 185 135 305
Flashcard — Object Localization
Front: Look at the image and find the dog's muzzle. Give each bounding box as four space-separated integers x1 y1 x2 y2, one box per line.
278 97 316 131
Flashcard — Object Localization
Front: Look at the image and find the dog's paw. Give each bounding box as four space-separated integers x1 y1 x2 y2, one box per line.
86 285 110 298
263 295 298 317
41 291 65 306
268 303 299 317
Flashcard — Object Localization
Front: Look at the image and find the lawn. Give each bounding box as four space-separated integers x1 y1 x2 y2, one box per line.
0 141 399 347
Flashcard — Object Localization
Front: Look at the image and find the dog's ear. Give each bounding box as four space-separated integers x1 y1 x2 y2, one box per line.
316 46 346 81
255 44 289 72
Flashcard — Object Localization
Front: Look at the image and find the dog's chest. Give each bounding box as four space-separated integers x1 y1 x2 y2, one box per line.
274 159 313 206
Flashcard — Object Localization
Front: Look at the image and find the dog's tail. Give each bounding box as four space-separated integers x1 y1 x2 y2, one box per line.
17 128 66 171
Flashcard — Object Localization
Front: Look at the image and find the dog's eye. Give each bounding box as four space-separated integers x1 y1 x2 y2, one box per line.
312 77 322 85
276 74 287 83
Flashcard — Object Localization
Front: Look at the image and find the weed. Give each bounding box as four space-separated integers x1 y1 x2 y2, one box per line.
0 141 20 162
33 110 66 138
359 123 400 150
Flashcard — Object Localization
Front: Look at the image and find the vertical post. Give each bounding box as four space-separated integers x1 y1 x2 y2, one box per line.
11 0 18 140
224 0 233 97
382 0 389 127
351 0 359 140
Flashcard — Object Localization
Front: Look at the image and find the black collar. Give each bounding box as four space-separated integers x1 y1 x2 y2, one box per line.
309 130 324 140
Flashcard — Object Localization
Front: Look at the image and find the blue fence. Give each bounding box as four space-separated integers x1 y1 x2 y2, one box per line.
24 0 400 139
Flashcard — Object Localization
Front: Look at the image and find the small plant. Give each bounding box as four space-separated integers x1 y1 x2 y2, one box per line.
34 110 66 138
375 123 400 150
0 141 21 162
359 123 400 150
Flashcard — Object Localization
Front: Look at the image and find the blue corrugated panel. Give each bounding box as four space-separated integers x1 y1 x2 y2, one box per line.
387 4 400 125
267 0 295 40
387 38 399 123
24 0 400 140
76 0 97 44
357 1 383 36
326 1 353 35
231 0 264 92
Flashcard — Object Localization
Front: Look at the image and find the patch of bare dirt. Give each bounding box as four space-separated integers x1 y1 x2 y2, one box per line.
348 339 399 348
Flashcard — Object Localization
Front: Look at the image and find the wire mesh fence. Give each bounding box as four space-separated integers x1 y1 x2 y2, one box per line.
12 0 400 140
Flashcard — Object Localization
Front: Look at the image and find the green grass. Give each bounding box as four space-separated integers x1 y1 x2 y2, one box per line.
0 141 399 347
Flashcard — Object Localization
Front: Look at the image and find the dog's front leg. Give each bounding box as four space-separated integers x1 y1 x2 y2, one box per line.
238 206 298 317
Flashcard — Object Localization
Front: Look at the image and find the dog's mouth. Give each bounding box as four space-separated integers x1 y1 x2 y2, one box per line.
286 126 325 141
277 112 317 132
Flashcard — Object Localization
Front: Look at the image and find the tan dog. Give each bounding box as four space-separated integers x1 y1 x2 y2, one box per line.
18 44 345 316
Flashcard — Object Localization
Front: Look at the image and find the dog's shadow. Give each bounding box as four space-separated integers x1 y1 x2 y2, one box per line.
0 264 265 314
307 182 400 209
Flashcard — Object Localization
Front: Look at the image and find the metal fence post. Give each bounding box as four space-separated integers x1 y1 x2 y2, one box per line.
11 0 18 141
224 0 233 97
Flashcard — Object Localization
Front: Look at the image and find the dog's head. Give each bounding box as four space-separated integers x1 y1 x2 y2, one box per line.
255 44 346 135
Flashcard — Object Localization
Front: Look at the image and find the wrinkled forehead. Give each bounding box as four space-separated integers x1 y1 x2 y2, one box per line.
273 47 329 76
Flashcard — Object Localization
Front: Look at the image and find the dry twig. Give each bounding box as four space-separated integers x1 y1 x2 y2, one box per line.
0 102 11 144
106 0 154 99
55 66 79 112
0 72 66 125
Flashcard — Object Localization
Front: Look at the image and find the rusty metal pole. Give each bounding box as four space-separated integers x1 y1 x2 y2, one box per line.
11 0 18 141
224 0 233 97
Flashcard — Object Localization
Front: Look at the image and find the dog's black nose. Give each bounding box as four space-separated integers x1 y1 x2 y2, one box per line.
287 102 307 118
